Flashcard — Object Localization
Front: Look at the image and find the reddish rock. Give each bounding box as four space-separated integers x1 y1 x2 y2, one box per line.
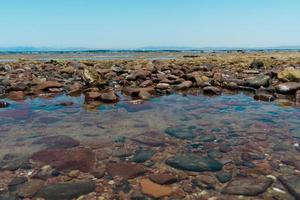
85 91 101 101
140 179 173 198
37 81 63 91
175 81 192 90
100 90 119 103
7 91 25 101
140 80 153 87
31 148 95 172
156 83 170 90
122 87 140 97
106 162 146 179
149 173 177 184
32 135 80 149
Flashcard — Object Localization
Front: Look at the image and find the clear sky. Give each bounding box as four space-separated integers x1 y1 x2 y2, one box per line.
0 0 300 49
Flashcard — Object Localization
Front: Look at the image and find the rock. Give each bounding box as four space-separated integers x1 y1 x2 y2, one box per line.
215 171 232 183
222 176 273 196
32 135 80 149
250 59 264 69
278 67 300 82
0 101 10 108
36 81 63 91
85 91 101 100
175 81 192 90
166 154 223 172
156 83 170 90
8 177 28 191
254 90 275 102
149 173 177 184
126 69 150 81
203 86 222 95
245 75 270 88
18 179 44 198
132 150 155 163
296 90 300 102
165 127 196 140
140 179 173 198
131 133 165 147
275 82 300 94
0 193 17 200
138 89 152 100
82 67 105 86
140 80 153 87
111 64 125 74
278 175 300 199
31 148 95 172
35 181 96 200
7 91 25 101
122 87 140 97
106 162 146 179
100 90 118 103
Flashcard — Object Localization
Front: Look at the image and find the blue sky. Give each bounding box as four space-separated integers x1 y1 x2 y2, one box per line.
0 0 299 48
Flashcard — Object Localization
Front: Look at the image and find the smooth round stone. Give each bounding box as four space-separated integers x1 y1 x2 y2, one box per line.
215 171 232 183
149 173 177 185
278 175 300 199
35 181 96 200
8 177 28 192
198 135 216 142
166 153 223 172
207 149 223 159
132 150 155 163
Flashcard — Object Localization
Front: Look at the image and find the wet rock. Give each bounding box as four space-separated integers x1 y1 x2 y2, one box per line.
8 176 28 192
32 135 80 149
203 86 221 95
111 64 125 74
0 156 30 171
218 144 232 153
166 153 223 172
0 101 10 108
278 67 300 82
198 134 216 142
165 127 196 140
35 181 96 200
250 59 264 69
0 193 17 200
122 87 140 97
175 81 192 90
140 179 173 198
82 67 106 86
215 171 232 183
149 173 177 185
127 69 150 81
296 90 300 103
31 148 95 172
100 90 118 103
254 91 275 101
132 134 165 147
222 176 273 196
275 82 300 94
140 80 153 87
245 75 270 88
278 175 300 199
91 168 105 179
132 150 155 163
138 89 152 100
7 91 25 101
85 91 101 100
17 179 44 198
122 101 154 112
106 162 146 179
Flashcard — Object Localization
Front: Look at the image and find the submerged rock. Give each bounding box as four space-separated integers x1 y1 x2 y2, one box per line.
140 179 173 198
35 181 96 200
7 91 25 101
222 176 273 196
149 173 177 185
166 153 223 172
165 127 196 140
275 82 300 94
132 150 155 163
203 86 222 95
106 162 146 179
0 101 10 108
278 175 300 199
32 135 80 149
31 148 95 172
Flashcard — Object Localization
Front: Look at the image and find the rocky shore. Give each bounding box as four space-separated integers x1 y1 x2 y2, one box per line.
0 52 300 199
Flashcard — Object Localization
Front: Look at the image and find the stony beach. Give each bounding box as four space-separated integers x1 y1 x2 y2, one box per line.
0 51 300 199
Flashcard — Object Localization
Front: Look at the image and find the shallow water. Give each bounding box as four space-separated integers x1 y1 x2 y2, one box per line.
1 93 299 158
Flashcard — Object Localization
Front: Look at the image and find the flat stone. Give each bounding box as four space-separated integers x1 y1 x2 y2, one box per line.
203 86 222 95
149 173 177 185
35 181 96 200
31 148 95 172
106 162 146 179
132 150 155 163
245 75 270 88
36 81 63 91
175 81 193 90
222 176 273 196
32 135 80 149
156 83 170 90
278 175 300 199
100 90 119 103
7 91 25 101
215 171 232 183
18 179 44 198
275 82 300 94
140 179 173 198
166 153 223 172
278 67 300 82
165 127 196 140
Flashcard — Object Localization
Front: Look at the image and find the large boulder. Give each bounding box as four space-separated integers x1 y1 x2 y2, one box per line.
275 82 300 94
244 75 270 88
278 67 300 82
